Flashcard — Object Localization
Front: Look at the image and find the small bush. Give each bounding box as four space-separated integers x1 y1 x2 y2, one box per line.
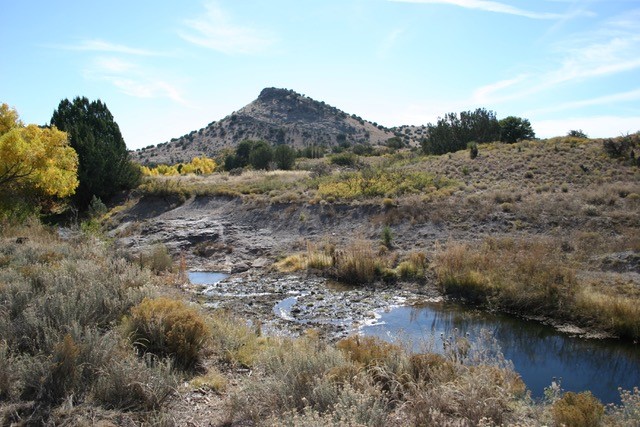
140 244 174 273
552 391 604 427
329 152 358 167
126 297 210 369
468 142 479 159
337 336 403 368
396 252 428 281
190 367 228 393
92 352 176 411
380 226 393 249
208 311 263 367
607 387 640 425
333 241 384 285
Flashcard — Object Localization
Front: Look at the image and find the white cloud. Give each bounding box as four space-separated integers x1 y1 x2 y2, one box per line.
377 28 405 59
533 115 640 138
51 39 163 56
471 9 640 104
388 0 566 19
84 56 190 106
178 1 276 54
526 88 640 115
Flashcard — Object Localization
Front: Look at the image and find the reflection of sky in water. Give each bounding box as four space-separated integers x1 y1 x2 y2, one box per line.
187 271 228 285
363 303 640 403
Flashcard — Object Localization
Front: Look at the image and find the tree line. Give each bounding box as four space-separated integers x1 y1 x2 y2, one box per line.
421 108 535 155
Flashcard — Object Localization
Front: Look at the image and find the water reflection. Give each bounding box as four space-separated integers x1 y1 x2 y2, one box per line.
362 302 640 403
188 271 228 285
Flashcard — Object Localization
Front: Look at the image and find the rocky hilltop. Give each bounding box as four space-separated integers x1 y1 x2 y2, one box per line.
133 87 408 165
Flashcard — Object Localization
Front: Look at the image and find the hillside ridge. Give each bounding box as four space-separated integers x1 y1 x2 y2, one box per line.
132 87 421 165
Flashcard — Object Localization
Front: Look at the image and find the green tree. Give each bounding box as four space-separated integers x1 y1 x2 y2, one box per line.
249 140 273 170
0 103 78 217
51 97 141 208
499 116 535 143
234 140 255 167
567 129 588 139
273 144 296 170
422 108 500 155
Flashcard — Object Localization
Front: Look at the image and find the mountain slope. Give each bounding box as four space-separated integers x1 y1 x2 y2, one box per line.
132 88 401 165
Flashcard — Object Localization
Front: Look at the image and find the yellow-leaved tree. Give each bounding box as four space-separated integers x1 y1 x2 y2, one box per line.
0 103 79 217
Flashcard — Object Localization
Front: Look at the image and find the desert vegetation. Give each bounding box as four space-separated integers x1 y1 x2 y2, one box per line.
2 215 639 424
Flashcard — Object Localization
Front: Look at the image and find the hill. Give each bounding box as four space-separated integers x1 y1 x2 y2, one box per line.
132 87 413 165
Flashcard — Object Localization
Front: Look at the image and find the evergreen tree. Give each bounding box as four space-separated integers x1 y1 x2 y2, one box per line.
249 140 273 170
51 97 140 208
499 116 536 143
422 108 500 155
273 144 296 170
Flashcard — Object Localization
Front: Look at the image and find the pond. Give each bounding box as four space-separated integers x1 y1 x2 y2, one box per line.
361 302 640 404
188 271 229 285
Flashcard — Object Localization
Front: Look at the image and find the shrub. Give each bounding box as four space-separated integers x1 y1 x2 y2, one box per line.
603 133 640 165
329 152 358 167
336 336 403 368
380 226 393 249
552 391 604 427
468 142 479 159
607 387 640 425
126 297 210 369
396 252 428 281
140 244 174 273
92 352 176 411
273 144 297 170
230 335 353 421
208 311 263 367
333 241 384 285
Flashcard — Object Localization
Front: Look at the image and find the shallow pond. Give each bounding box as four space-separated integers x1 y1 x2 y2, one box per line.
362 302 640 403
188 271 229 285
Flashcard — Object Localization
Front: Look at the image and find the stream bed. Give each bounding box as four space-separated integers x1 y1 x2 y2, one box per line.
189 271 640 404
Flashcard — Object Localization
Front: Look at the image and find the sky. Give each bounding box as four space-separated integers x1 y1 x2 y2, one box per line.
2 0 639 150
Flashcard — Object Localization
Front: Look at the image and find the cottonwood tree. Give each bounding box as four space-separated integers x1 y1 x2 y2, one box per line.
51 97 140 209
0 103 78 216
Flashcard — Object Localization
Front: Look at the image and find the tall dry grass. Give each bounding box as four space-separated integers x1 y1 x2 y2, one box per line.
434 237 640 340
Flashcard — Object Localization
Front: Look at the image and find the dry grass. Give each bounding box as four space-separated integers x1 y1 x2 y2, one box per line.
434 236 640 340
228 330 533 426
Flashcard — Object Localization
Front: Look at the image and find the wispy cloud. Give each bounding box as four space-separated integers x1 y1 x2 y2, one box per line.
377 28 405 59
84 56 190 106
388 0 566 20
472 9 640 104
178 1 276 54
49 39 164 56
534 115 640 138
526 88 640 115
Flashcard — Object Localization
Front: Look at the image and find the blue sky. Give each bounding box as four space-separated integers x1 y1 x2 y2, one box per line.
2 0 639 150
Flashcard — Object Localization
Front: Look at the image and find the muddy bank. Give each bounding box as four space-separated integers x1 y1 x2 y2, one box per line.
110 194 484 273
